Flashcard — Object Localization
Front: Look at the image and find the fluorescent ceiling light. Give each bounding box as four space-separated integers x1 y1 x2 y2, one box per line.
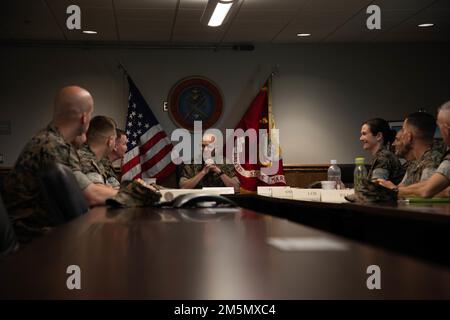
297 33 311 37
208 1 234 27
418 23 434 27
82 30 97 34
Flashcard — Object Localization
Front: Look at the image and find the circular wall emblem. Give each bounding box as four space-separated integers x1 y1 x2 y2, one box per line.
168 76 223 131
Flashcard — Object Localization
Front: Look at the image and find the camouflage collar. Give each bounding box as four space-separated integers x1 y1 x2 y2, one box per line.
46 123 71 148
419 147 433 161
443 148 450 159
374 145 388 156
102 156 113 166
81 143 98 160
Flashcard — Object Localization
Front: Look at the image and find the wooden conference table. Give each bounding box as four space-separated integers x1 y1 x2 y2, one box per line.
1 204 450 299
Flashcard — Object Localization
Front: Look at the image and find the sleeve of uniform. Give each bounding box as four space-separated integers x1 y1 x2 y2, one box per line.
72 171 92 190
68 147 92 190
400 172 409 185
180 164 195 179
435 160 450 181
371 168 390 180
420 167 437 182
178 164 190 186
222 164 236 178
370 152 394 181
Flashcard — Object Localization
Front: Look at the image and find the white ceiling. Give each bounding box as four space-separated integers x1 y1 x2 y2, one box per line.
1 0 449 44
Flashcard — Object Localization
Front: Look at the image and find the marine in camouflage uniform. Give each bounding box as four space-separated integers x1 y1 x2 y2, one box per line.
2 124 91 242
368 147 405 185
100 157 121 188
432 139 447 155
400 147 443 186
78 145 163 207
435 149 450 182
77 144 120 188
179 163 236 188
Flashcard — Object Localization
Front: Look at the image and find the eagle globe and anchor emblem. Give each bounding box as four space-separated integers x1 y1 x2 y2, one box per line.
168 77 223 131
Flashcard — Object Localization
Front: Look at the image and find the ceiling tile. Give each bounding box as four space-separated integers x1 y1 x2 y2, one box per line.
114 0 178 9
2 0 449 43
179 0 208 10
0 0 64 40
172 9 224 42
224 21 288 42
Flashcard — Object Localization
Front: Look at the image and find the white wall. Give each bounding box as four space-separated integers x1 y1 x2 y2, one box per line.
1 43 449 166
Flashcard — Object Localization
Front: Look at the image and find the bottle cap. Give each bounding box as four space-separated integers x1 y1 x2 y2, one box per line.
330 160 337 165
355 157 365 165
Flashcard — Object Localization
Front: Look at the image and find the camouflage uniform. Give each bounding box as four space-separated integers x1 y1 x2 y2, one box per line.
435 149 450 181
400 147 443 186
368 147 405 185
100 157 121 188
349 178 398 203
1 124 91 242
77 144 120 188
179 163 236 188
106 180 161 207
432 139 447 154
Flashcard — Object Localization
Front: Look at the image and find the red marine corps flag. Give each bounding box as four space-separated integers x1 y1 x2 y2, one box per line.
232 76 286 192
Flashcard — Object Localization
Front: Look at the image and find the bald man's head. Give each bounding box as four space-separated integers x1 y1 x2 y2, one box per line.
53 86 94 135
437 101 450 147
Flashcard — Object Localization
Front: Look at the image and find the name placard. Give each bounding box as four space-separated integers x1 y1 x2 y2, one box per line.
160 189 205 202
291 188 321 202
320 189 354 203
202 187 235 195
272 187 293 200
257 186 275 197
257 186 292 198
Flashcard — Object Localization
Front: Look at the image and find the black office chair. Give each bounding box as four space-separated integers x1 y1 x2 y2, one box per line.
38 162 89 223
0 194 18 256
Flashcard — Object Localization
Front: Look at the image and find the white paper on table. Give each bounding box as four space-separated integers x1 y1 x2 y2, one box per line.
257 186 274 197
267 237 348 251
320 189 354 203
271 186 293 199
291 188 321 202
202 187 235 195
159 189 205 202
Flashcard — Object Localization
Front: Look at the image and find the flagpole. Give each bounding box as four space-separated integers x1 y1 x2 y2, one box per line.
117 62 129 131
117 62 129 76
268 65 279 133
268 72 274 144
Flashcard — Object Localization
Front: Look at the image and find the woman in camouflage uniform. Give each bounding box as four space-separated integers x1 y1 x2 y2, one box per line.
360 118 405 185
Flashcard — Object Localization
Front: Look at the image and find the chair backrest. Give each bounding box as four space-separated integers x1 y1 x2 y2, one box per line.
38 163 89 222
0 194 18 256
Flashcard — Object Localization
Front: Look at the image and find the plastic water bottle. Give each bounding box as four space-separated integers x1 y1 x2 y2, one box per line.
354 157 367 191
327 160 342 190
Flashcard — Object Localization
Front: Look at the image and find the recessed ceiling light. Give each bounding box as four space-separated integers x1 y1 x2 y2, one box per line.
297 33 311 37
418 23 434 27
82 30 98 34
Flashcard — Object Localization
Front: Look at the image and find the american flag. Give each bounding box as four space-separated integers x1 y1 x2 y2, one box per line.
121 76 175 181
